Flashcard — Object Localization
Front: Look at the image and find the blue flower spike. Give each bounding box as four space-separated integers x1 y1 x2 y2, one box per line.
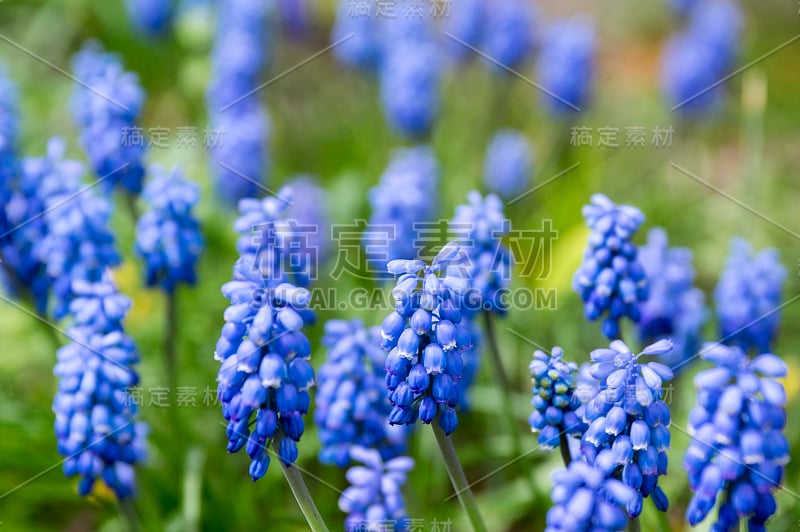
684 343 789 531
529 347 586 450
381 242 471 435
574 194 648 339
580 339 675 518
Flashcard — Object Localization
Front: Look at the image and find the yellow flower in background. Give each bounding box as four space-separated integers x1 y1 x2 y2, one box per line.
113 262 155 327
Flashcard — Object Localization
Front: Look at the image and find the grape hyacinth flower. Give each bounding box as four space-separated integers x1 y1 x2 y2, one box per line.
214 254 314 479
450 191 512 317
379 12 441 138
535 18 596 115
455 320 481 411
661 0 742 116
71 43 147 194
637 228 706 368
714 239 785 354
481 0 537 71
331 0 382 71
546 461 637 531
207 0 271 203
125 0 173 38
0 65 17 215
684 343 788 530
442 0 483 64
581 340 675 517
278 176 329 288
381 243 470 435
53 279 147 498
33 138 120 319
135 165 204 293
315 319 407 467
339 446 413 532
573 194 648 340
366 146 439 275
529 347 586 451
483 129 533 200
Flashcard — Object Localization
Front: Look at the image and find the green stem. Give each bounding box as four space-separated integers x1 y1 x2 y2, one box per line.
272 441 329 532
123 191 140 224
432 423 488 532
627 516 640 532
481 312 523 458
117 497 140 532
165 291 178 393
558 431 572 468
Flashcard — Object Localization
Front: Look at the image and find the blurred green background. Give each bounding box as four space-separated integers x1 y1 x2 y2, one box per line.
0 0 798 530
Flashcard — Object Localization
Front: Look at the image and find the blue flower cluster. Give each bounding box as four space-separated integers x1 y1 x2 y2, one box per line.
442 0 482 63
661 0 742 116
366 146 439 274
714 239 785 353
581 340 674 517
573 194 648 339
135 165 204 293
234 186 318 295
684 343 788 530
450 191 512 317
339 446 413 532
529 347 586 449
455 320 481 411
0 65 16 213
483 129 533 200
71 43 147 194
638 228 706 368
278 176 329 288
331 0 383 70
315 319 408 467
53 279 147 498
379 17 441 138
207 0 271 203
215 256 314 479
32 138 120 319
381 244 471 435
546 460 637 531
481 0 538 71
125 0 173 38
535 18 596 115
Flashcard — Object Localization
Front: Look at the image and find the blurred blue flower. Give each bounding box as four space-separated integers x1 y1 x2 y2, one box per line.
483 129 533 200
71 43 147 194
380 38 441 138
536 18 595 115
32 138 120 319
637 228 707 368
456 319 481 410
442 0 483 63
481 0 537 71
667 0 701 15
0 64 17 208
315 319 408 467
684 343 788 530
581 339 675 517
208 108 271 204
661 0 742 116
366 145 439 275
449 191 512 317
215 255 314 478
714 238 785 353
339 446 413 532
381 243 471 435
331 1 382 70
546 460 637 531
573 194 648 339
278 176 330 288
125 0 173 38
529 347 586 450
135 165 204 293
53 279 147 498
207 0 271 203
278 0 310 38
